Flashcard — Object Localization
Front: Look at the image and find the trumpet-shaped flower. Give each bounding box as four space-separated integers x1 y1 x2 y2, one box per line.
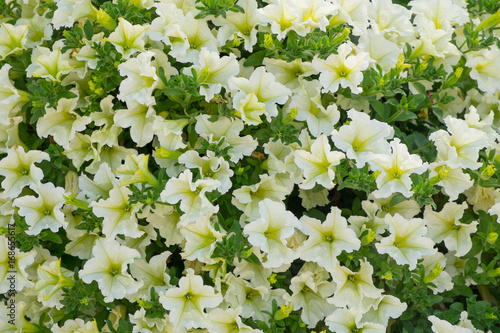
362 295 407 326
0 64 29 125
114 154 159 187
78 162 120 201
421 252 454 294
232 174 289 221
129 251 171 300
465 46 500 95
257 0 298 40
290 79 340 137
263 58 318 92
52 318 100 333
367 0 414 36
179 150 234 194
0 236 36 293
0 146 49 198
297 207 360 273
34 259 74 309
376 214 436 270
329 260 383 308
224 274 285 322
212 0 261 51
107 18 148 59
312 42 370 94
91 185 144 239
0 116 23 154
17 14 53 48
429 116 489 170
328 0 370 36
51 0 98 29
26 41 73 82
369 138 428 198
79 238 142 303
180 214 225 263
146 205 184 246
168 12 219 63
409 0 468 30
194 115 258 163
325 307 385 333
290 0 337 35
357 30 401 73
185 48 239 102
348 200 387 238
159 268 223 329
160 169 220 225
36 97 91 148
0 23 29 60
207 306 262 333
428 162 473 201
294 134 345 190
229 67 291 124
424 202 478 257
285 271 336 327
243 199 299 268
428 315 477 333
13 183 67 236
331 109 394 167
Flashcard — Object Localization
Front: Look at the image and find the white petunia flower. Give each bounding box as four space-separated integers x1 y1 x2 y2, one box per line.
145 205 184 246
285 271 336 327
207 306 262 333
409 0 468 30
26 41 73 82
428 162 473 201
51 0 97 29
290 0 338 35
429 116 488 170
369 138 427 198
257 0 298 40
91 185 144 239
348 200 387 239
229 67 292 125
34 259 74 309
326 307 385 333
297 207 360 273
466 46 500 95
13 183 67 236
36 97 91 149
0 236 36 293
212 0 262 52
367 0 414 37
180 214 225 263
328 0 370 36
331 109 394 167
178 150 234 194
159 268 222 330
376 214 436 270
328 260 383 309
194 115 258 163
294 134 345 190
290 79 340 137
114 101 158 147
0 64 29 125
0 23 29 60
357 30 401 73
52 318 100 333
160 169 219 225
79 238 143 303
184 48 239 102
263 58 318 92
243 199 299 268
17 14 53 48
361 295 407 326
0 146 49 198
424 202 478 257
129 251 171 300
107 18 148 59
232 174 290 221
421 252 454 294
428 315 475 333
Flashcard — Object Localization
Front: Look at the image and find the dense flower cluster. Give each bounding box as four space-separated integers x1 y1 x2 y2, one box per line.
1 0 500 332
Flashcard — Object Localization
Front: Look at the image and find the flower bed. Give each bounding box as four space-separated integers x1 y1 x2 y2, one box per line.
1 0 500 332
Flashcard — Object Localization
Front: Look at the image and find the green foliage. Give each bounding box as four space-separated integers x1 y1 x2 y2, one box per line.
195 0 245 19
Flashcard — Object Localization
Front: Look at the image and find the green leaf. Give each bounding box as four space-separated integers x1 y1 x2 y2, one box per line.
389 193 407 207
243 50 266 67
84 20 94 40
40 230 63 244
